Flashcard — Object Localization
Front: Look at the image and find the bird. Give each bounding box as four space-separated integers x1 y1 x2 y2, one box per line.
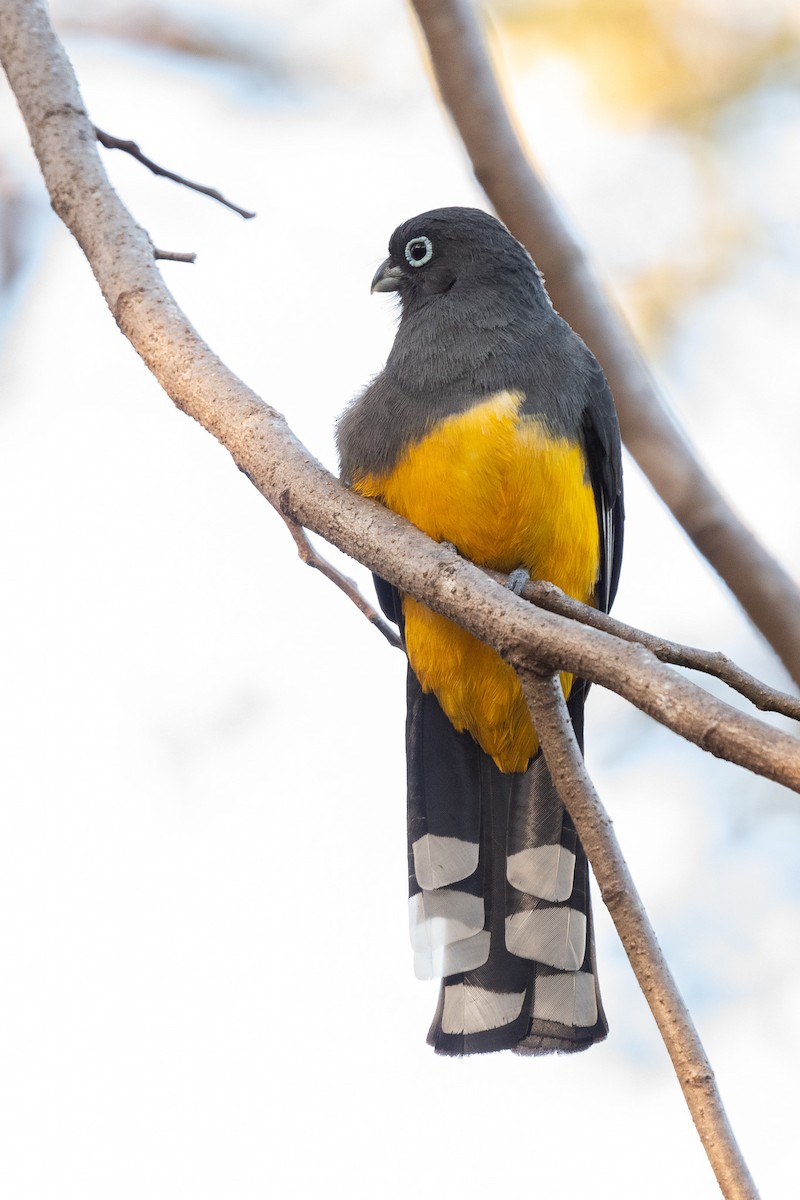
336 207 623 1055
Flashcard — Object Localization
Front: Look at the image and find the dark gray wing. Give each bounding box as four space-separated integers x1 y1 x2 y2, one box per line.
581 359 624 615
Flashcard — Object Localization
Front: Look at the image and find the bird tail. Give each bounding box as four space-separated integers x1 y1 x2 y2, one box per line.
406 669 608 1056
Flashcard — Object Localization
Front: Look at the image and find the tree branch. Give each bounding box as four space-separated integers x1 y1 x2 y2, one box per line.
0 5 789 1191
1 0 798 801
409 0 800 689
501 576 800 722
94 125 256 219
523 671 761 1200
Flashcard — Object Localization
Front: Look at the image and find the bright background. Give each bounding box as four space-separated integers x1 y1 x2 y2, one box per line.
1 2 799 1196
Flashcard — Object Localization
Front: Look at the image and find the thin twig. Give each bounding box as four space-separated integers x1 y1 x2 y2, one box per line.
283 517 403 650
523 671 761 1200
489 573 800 722
154 248 196 263
94 125 256 219
410 0 800 688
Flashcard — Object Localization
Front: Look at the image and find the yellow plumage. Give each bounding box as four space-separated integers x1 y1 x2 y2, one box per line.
354 391 600 773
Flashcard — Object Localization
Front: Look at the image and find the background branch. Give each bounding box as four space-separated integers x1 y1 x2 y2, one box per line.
410 0 800 688
523 671 760 1200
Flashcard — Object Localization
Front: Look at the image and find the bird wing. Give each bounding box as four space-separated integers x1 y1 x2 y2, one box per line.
580 359 624 615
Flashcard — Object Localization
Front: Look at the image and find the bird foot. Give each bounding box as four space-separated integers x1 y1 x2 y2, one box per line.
507 567 530 596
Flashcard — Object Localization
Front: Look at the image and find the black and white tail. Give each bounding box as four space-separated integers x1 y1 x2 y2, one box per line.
406 669 607 1055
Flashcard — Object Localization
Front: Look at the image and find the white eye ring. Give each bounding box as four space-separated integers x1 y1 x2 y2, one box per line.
404 235 433 268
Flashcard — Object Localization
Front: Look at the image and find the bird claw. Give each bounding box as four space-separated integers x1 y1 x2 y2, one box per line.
507 567 530 596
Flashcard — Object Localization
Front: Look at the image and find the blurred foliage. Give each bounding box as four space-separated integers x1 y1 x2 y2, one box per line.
493 0 800 348
496 0 800 128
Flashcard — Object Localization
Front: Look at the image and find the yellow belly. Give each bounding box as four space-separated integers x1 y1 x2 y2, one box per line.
354 391 599 772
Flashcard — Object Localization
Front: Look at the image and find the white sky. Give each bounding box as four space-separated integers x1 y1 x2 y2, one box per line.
1 3 798 1197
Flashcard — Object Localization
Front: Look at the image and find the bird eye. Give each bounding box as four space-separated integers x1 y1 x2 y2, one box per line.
404 236 433 268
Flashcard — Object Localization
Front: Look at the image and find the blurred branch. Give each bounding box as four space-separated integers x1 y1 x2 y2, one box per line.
410 0 800 690
95 126 256 219
523 671 761 1200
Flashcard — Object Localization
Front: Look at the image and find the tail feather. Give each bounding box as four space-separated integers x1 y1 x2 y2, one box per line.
507 754 577 901
406 671 608 1056
407 673 490 978
517 899 608 1054
406 670 482 888
414 931 493 982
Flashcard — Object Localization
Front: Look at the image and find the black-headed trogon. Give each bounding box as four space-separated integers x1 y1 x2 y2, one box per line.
336 208 624 1055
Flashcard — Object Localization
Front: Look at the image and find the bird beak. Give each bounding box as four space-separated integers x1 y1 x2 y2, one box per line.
371 259 404 294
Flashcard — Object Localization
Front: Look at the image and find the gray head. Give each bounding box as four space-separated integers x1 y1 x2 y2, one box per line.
336 206 590 482
370 206 548 316
368 207 557 399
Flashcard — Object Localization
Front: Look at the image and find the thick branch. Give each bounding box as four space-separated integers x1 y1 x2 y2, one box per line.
523 672 760 1200
410 0 800 688
1 0 798 800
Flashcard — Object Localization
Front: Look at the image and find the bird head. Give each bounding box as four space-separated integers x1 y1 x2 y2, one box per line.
370 207 542 310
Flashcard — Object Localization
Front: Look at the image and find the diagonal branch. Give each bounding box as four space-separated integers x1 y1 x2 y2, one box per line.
276 522 800 716
410 0 800 688
1 0 798 800
281 516 402 650
523 671 761 1200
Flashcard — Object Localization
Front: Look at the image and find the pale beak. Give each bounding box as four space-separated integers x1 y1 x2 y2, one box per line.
370 259 404 294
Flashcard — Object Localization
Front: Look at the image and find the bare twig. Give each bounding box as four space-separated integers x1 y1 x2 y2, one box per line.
523 671 761 1200
490 574 800 722
154 248 196 263
94 125 256 219
283 517 403 650
410 0 800 688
